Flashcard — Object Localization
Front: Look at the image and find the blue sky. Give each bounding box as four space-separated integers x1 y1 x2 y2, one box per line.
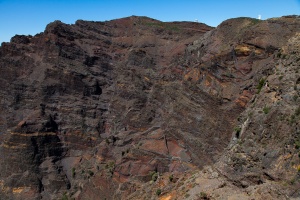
0 0 299 43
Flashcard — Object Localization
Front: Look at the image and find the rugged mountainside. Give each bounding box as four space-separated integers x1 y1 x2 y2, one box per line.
0 15 299 200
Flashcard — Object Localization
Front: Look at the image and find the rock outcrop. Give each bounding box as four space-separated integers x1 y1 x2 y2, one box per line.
0 15 299 199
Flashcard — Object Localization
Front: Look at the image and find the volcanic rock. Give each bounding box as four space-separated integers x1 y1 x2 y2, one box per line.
0 15 299 199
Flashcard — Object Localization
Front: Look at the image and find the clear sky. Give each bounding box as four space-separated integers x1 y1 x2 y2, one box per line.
0 0 299 43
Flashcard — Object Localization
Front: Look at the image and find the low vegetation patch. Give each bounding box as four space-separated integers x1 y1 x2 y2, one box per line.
295 106 300 116
263 106 270 114
295 140 300 149
156 188 162 196
257 78 266 93
169 174 174 182
199 191 209 199
149 171 159 182
72 168 76 178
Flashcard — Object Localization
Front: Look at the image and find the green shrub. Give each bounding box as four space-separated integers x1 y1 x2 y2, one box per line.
290 115 297 124
156 188 162 196
256 78 265 93
105 161 115 176
169 174 174 182
290 178 296 185
149 171 158 182
295 106 300 116
61 193 68 200
199 191 208 199
295 140 300 149
234 127 241 133
185 193 190 198
72 168 76 178
88 170 94 177
263 106 270 114
105 138 110 144
277 52 282 58
234 127 242 138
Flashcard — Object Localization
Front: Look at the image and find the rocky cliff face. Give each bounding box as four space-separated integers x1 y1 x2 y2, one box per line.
0 15 299 200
